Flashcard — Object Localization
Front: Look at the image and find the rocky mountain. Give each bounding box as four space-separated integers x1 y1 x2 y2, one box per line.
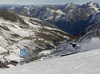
77 12 100 42
0 10 74 62
0 2 100 36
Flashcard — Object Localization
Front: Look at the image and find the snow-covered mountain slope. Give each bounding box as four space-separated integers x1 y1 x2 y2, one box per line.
1 2 100 35
1 46 100 74
78 12 100 42
0 10 74 62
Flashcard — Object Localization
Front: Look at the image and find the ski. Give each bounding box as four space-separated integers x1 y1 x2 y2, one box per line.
61 52 77 57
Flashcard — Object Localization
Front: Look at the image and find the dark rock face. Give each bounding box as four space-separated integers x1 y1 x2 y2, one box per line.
77 12 100 42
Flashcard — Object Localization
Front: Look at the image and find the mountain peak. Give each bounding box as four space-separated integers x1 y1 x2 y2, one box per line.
88 1 93 5
88 1 93 4
67 2 74 6
86 1 94 6
64 2 74 8
68 2 72 4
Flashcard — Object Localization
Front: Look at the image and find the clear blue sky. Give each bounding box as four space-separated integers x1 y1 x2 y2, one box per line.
0 0 100 5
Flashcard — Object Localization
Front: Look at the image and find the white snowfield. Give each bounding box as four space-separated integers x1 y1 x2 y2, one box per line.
0 48 100 74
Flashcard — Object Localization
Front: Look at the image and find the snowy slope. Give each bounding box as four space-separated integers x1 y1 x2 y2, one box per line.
0 10 100 73
0 37 100 73
0 48 100 74
78 12 100 42
0 10 74 63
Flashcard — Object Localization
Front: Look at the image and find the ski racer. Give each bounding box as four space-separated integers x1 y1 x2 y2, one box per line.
70 42 81 50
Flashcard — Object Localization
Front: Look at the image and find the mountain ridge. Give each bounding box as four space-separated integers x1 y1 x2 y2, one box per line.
0 2 100 35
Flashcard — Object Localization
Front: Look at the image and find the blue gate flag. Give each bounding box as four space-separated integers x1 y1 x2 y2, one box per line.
20 48 27 56
20 47 29 64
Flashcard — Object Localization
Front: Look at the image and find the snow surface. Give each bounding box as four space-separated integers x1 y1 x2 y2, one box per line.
0 48 100 74
0 37 100 74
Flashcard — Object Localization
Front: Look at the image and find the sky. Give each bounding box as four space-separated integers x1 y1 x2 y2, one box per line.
0 0 100 5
